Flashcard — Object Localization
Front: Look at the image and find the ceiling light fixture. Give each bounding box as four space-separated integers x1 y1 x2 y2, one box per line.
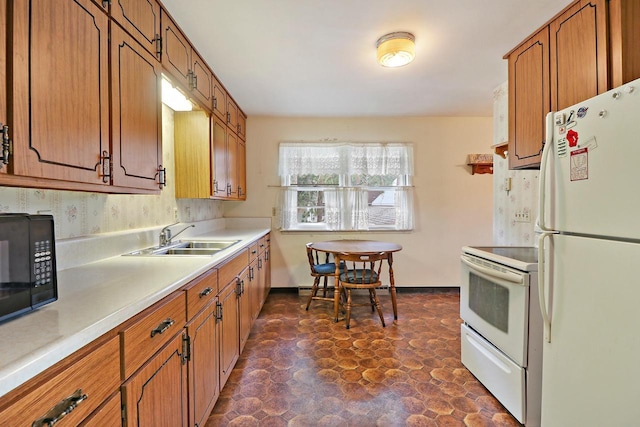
376 31 415 68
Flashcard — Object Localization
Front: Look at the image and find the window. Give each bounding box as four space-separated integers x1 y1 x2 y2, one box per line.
278 142 414 231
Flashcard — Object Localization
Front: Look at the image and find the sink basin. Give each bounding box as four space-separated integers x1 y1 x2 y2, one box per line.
125 239 240 256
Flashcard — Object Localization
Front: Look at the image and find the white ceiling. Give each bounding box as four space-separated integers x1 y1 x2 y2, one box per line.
160 0 573 117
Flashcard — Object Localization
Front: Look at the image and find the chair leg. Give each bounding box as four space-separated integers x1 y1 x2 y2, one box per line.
371 289 386 327
305 276 321 310
345 288 353 329
321 275 329 298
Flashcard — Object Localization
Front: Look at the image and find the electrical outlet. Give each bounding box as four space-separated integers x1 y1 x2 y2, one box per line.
514 210 530 223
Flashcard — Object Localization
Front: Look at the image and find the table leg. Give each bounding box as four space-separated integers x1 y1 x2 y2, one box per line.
334 270 341 322
388 253 398 320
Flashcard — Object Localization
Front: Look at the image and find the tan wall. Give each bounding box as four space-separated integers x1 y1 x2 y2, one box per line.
224 116 494 288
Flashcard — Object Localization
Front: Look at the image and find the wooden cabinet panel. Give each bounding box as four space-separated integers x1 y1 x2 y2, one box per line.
212 115 229 198
174 110 211 199
184 267 218 320
0 336 120 426
237 140 247 200
9 0 110 185
110 0 161 59
218 281 239 390
238 266 251 352
550 0 608 111
121 332 188 427
226 98 239 134
161 10 191 90
0 0 6 175
110 25 163 191
120 291 186 380
80 391 122 427
212 76 228 122
507 27 550 169
186 303 219 427
218 248 249 289
603 0 640 88
238 111 247 141
191 50 213 107
227 130 239 198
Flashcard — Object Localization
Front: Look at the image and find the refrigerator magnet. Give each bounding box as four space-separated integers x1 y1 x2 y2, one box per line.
570 147 588 181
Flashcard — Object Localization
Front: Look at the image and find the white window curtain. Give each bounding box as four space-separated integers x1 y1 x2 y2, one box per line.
278 141 414 231
279 142 413 176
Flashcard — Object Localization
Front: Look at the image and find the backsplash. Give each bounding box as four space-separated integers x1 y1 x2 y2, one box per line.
492 82 539 246
0 105 224 239
493 155 539 245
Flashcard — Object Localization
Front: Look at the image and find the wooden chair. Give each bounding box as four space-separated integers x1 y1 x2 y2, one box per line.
333 251 387 329
305 243 339 310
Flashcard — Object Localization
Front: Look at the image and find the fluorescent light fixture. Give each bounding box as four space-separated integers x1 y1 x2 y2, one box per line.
161 77 193 111
376 32 416 68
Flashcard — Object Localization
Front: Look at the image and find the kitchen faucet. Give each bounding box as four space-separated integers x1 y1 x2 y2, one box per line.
159 222 195 247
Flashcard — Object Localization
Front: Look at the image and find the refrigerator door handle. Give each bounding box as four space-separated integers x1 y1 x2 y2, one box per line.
538 231 555 343
537 112 555 233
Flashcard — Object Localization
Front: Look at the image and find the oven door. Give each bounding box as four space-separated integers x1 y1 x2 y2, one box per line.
460 254 529 366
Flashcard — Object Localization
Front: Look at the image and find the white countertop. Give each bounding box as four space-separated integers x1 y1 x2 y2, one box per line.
0 220 270 398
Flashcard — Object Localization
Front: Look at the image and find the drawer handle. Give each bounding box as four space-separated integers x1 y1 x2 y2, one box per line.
199 287 213 298
32 389 88 426
151 318 175 337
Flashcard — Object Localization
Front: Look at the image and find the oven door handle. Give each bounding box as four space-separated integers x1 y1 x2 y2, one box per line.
461 256 525 285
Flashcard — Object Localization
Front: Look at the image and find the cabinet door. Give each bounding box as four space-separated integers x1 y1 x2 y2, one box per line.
238 111 247 141
211 115 229 199
212 76 227 122
9 0 109 185
238 266 251 352
226 98 238 134
0 0 6 175
249 257 260 322
110 25 163 192
174 110 211 199
237 139 246 200
187 304 219 427
609 0 640 88
227 130 239 198
191 50 213 107
0 336 120 426
122 332 188 427
218 281 239 389
550 0 608 111
110 0 161 59
161 10 191 91
507 27 550 169
79 391 122 427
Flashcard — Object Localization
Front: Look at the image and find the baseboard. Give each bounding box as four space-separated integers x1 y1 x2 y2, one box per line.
268 286 460 295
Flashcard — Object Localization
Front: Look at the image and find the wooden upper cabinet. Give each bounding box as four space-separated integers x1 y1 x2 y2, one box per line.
238 111 247 141
0 0 7 175
507 27 550 169
110 25 163 191
211 115 229 198
226 130 239 197
549 0 608 111
8 0 110 186
237 140 246 200
226 98 239 134
161 10 191 90
212 76 228 122
174 110 211 199
160 9 213 109
109 0 161 59
191 50 214 107
607 0 640 88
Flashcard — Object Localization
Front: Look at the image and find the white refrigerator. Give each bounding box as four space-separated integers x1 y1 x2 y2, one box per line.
537 77 640 426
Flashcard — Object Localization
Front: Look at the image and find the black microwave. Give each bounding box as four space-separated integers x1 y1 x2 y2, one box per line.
0 214 57 322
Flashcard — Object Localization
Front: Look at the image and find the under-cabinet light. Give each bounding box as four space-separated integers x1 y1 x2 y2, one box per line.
161 78 193 112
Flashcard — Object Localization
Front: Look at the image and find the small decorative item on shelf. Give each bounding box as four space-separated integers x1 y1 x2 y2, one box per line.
467 154 494 175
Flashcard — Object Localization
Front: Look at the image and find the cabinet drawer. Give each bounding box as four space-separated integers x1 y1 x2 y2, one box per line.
184 268 218 320
218 248 249 290
79 391 121 426
0 335 120 426
120 291 186 379
249 241 259 262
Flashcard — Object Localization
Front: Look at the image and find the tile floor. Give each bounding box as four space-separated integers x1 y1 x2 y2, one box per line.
206 289 522 427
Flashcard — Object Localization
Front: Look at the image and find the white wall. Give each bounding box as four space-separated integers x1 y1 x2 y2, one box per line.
224 116 494 288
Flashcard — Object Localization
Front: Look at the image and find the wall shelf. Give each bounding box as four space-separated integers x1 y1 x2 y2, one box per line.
467 154 494 175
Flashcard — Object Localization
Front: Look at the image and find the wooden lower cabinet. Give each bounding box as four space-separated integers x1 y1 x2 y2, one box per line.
218 280 240 390
186 303 219 427
0 335 120 426
238 266 251 352
122 331 188 427
80 391 122 426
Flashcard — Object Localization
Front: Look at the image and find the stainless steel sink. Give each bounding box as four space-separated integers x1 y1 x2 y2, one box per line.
125 239 240 256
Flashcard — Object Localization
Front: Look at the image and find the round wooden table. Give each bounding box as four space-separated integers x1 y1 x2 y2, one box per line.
309 240 402 323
